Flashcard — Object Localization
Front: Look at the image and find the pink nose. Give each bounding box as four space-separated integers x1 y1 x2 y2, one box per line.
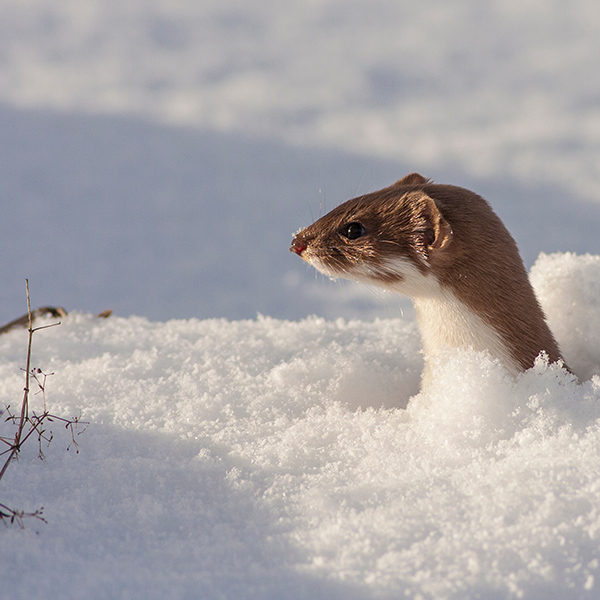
290 239 307 256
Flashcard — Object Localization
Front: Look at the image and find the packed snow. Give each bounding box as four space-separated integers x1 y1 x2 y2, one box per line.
2 1 600 598
1 253 600 599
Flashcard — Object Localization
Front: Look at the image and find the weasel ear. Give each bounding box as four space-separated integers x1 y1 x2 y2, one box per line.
394 173 430 186
418 196 453 257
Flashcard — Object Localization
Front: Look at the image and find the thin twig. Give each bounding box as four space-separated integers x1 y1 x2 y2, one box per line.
31 322 61 333
0 501 47 528
0 281 88 527
0 280 34 483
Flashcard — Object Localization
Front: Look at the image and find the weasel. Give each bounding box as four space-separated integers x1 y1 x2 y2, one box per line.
290 173 564 385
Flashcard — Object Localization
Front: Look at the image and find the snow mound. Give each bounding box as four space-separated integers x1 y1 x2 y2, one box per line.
0 253 599 600
531 252 600 380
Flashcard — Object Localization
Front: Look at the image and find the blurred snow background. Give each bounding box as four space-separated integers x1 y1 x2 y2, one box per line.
2 1 600 599
1 0 600 322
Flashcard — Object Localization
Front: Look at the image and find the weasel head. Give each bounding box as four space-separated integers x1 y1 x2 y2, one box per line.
290 173 453 294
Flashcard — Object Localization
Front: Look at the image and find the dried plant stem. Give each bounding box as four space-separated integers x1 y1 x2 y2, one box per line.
0 281 35 483
0 280 84 528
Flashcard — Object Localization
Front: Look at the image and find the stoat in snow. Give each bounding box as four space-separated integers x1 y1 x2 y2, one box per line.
290 173 565 385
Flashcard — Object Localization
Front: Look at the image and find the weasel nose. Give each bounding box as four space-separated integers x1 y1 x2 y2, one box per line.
290 238 307 256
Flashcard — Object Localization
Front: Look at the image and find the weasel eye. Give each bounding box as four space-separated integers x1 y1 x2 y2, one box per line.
339 222 366 240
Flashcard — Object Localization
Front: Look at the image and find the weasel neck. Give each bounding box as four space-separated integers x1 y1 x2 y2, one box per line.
412 288 521 384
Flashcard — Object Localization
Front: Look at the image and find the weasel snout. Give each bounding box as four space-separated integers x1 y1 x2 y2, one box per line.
290 238 307 256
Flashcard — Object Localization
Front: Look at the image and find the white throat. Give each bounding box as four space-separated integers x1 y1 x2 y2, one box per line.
349 257 521 384
412 289 519 384
306 254 521 384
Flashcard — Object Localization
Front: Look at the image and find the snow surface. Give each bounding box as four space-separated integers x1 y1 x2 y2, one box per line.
1 253 600 599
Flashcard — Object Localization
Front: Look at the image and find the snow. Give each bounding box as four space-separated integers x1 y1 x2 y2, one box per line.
1 254 600 599
2 1 600 598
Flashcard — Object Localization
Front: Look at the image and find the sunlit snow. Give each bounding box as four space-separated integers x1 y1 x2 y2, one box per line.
1 254 600 599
